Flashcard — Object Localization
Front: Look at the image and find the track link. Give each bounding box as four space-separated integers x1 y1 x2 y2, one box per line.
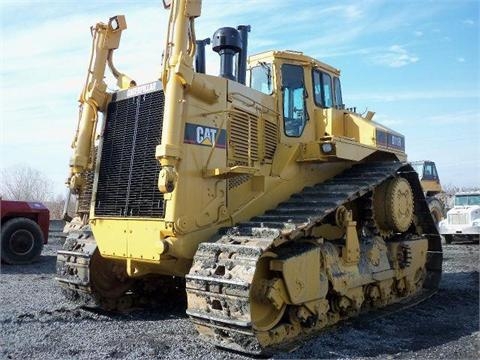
55 228 97 303
55 228 136 310
185 161 443 354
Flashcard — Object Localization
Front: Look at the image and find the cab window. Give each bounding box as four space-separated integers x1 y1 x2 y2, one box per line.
423 162 438 180
313 69 333 108
455 194 480 206
334 77 343 108
249 63 273 95
282 64 307 137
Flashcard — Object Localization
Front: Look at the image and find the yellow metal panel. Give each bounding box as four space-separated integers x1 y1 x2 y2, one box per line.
421 180 442 193
92 218 128 258
272 247 325 304
344 113 376 146
325 109 345 137
126 220 166 261
334 139 377 161
92 218 167 261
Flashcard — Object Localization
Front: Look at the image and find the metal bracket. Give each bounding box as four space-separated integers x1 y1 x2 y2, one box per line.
203 165 258 178
336 207 360 265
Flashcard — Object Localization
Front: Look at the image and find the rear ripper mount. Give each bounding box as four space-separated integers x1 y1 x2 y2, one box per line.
56 161 442 354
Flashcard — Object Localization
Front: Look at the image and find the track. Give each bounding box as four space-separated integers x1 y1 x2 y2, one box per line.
185 161 443 354
56 230 185 311
55 161 443 355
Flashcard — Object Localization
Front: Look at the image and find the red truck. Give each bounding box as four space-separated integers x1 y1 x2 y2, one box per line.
1 200 49 264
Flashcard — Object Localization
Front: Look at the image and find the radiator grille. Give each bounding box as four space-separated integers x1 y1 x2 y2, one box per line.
95 85 164 217
448 213 468 225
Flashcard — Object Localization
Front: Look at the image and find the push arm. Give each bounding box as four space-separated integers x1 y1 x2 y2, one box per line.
156 0 201 193
68 15 134 192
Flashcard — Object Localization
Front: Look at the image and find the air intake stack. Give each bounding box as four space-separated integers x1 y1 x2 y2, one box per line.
236 25 251 85
212 27 241 81
195 38 210 74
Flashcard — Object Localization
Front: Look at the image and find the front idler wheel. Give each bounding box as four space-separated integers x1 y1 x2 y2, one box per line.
250 253 286 331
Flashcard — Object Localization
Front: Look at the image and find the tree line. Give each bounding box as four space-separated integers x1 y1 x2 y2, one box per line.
1 165 76 219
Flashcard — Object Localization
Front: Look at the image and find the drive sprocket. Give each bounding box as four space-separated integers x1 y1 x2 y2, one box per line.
373 177 414 237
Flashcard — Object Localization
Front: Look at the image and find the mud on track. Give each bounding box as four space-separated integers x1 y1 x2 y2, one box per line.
0 239 478 360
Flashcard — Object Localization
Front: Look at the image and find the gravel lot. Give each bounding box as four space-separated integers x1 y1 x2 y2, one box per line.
1 237 478 360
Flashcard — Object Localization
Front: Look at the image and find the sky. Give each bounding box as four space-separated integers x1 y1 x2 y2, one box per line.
1 0 479 197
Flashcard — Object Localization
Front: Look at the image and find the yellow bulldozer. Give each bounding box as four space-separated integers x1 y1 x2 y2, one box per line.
56 0 442 354
411 160 445 224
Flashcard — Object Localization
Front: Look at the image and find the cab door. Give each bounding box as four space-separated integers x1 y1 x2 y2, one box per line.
280 63 311 142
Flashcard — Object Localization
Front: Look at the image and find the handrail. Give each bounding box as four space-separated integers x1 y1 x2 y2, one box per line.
228 92 279 116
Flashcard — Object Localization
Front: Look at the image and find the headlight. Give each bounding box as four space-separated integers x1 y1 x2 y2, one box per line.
472 219 480 227
321 142 334 154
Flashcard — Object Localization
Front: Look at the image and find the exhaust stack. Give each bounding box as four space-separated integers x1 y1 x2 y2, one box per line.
212 27 241 81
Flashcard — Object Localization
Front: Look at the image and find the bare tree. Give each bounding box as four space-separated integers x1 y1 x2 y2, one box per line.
44 193 78 220
0 165 52 202
1 165 81 220
44 193 66 219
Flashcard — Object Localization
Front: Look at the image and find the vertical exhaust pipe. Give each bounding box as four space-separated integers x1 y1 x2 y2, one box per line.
195 38 210 74
212 27 241 81
236 25 250 85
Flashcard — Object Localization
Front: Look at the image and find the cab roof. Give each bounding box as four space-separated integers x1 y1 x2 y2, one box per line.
455 191 480 196
248 50 341 76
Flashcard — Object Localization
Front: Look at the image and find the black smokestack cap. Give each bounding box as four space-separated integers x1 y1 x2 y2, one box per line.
212 27 241 53
212 27 241 81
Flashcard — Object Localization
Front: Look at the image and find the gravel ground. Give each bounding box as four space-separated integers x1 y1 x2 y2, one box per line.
1 238 478 360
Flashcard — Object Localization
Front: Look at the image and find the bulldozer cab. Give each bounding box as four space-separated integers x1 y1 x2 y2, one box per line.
412 160 442 196
248 51 345 145
246 50 401 163
413 161 439 181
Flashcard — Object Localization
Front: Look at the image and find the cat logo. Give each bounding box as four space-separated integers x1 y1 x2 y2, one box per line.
196 126 217 146
184 123 226 148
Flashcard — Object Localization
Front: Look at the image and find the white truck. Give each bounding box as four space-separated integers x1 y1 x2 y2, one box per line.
439 191 480 243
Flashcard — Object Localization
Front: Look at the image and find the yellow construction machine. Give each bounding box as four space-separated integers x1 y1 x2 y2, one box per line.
56 1 442 354
411 160 445 224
